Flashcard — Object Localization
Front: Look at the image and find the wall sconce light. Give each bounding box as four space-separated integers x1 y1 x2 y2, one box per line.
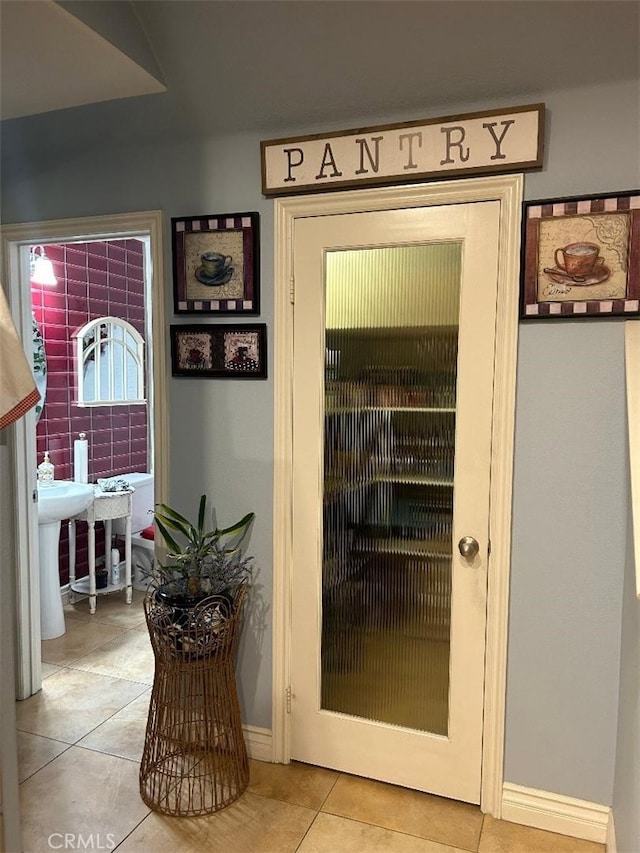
30 245 57 286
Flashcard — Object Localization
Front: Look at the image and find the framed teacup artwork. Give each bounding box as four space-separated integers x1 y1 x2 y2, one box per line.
172 212 259 315
520 190 640 319
170 324 267 379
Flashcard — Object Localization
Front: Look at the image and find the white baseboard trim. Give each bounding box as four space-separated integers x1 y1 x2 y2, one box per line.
606 809 617 853
243 725 272 762
502 783 610 844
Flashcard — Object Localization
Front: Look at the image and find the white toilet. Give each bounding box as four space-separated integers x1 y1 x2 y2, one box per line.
112 472 155 590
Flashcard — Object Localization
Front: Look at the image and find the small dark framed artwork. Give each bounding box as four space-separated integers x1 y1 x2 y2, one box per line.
520 190 640 319
172 212 259 315
170 324 267 379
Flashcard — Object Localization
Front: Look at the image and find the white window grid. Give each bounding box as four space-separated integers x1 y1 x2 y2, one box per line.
75 316 146 406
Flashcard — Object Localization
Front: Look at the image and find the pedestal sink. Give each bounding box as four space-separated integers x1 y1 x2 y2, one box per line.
37 481 95 639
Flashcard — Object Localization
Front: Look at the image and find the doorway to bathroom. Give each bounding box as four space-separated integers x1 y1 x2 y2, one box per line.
1 211 168 700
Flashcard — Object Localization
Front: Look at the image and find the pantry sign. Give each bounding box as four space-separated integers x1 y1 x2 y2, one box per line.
261 103 544 196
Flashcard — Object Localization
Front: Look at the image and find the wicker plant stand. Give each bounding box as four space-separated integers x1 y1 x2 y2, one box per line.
139 583 249 816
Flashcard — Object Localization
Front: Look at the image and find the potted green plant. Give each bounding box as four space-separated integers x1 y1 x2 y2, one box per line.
140 495 255 661
146 494 255 610
139 497 255 809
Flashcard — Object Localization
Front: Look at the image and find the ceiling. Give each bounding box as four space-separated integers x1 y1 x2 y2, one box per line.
0 0 164 121
129 0 640 134
1 1 638 162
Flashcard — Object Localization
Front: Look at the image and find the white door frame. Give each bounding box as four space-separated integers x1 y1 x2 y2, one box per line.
1 210 169 699
272 175 522 816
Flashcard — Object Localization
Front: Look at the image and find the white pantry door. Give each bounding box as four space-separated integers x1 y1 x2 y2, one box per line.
290 200 500 803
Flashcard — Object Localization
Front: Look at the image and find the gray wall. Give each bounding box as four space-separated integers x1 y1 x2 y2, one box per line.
503 78 640 808
507 321 627 802
612 509 640 852
2 78 639 810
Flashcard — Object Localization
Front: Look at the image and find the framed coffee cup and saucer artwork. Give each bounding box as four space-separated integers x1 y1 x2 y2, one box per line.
520 190 640 319
172 211 259 315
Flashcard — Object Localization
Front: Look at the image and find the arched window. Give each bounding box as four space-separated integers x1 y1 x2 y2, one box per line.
75 317 145 406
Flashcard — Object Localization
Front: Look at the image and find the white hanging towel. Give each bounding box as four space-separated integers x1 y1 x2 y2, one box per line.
0 283 40 429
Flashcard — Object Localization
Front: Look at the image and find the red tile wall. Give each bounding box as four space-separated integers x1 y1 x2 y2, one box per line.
32 239 149 585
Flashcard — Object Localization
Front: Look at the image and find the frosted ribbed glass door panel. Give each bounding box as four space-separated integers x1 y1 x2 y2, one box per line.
321 244 461 735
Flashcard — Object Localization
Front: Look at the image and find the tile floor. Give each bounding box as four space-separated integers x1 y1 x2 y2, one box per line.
14 591 605 853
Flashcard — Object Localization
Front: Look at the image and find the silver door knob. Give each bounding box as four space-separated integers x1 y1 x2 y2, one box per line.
458 536 479 559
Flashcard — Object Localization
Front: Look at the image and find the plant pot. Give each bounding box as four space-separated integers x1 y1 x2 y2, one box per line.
155 579 234 612
149 580 238 660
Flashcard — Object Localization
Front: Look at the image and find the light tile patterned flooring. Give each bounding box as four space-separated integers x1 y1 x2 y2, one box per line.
14 591 604 853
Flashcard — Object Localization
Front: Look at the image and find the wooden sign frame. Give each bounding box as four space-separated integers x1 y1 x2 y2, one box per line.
261 103 544 197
